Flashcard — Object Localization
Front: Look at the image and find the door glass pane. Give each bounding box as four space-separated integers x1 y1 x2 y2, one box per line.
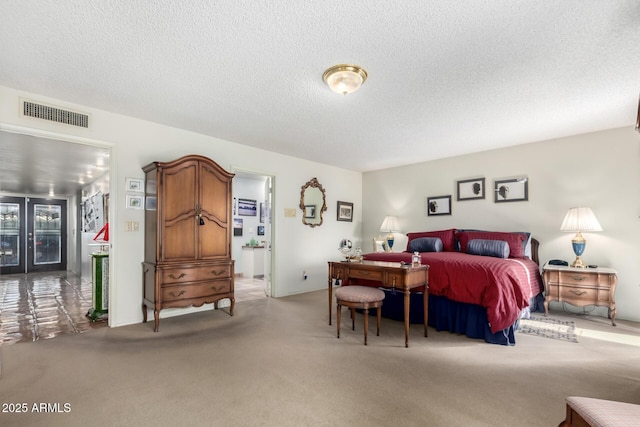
34 204 61 265
0 203 20 267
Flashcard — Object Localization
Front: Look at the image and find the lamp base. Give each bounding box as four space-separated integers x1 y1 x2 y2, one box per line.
570 256 588 268
386 233 394 253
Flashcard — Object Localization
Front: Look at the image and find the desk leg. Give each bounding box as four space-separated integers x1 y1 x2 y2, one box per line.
423 287 429 338
328 276 333 325
404 288 410 348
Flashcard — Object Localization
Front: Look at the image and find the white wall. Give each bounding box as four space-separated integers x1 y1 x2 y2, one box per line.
362 127 640 322
0 85 363 327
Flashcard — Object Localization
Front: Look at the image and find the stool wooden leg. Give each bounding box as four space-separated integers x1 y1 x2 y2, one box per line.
336 303 341 339
363 308 369 345
376 306 381 336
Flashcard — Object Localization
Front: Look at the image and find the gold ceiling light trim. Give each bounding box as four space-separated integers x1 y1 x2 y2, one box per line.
323 64 368 95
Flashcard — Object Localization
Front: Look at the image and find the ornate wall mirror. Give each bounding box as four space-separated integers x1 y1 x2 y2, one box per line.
299 177 327 227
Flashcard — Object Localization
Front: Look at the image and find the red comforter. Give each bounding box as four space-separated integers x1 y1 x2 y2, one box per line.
362 251 544 333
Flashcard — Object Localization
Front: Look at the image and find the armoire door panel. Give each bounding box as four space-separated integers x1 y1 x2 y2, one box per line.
162 218 196 260
200 164 229 223
199 222 228 259
163 161 198 222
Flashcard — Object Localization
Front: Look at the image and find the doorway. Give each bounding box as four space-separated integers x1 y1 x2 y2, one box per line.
0 196 67 274
232 170 274 301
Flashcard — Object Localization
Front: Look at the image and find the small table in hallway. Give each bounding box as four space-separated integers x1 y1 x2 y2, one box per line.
328 260 429 347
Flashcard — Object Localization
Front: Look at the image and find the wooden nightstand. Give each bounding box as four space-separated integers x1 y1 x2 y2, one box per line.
542 264 617 326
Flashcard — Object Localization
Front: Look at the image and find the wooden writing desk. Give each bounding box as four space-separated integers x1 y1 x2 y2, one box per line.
328 260 429 347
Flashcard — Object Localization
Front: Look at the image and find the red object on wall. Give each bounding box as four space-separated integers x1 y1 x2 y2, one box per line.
94 222 109 242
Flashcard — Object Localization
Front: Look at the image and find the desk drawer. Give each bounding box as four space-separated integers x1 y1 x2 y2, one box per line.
348 268 384 282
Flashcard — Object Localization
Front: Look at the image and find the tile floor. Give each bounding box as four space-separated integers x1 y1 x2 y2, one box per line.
0 272 267 346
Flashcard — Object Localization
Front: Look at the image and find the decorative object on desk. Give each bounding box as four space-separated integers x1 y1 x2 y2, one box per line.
379 215 400 252
560 207 602 268
336 201 353 222
426 195 452 216
494 177 528 202
518 316 578 343
323 64 368 95
338 238 353 261
457 177 485 201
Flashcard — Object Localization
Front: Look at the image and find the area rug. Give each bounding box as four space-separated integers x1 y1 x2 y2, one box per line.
518 315 578 343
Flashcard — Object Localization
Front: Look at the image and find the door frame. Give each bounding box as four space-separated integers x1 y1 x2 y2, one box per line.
230 166 276 297
0 123 116 325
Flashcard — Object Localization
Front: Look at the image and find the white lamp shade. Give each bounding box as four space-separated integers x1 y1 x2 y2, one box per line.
379 215 400 233
560 207 603 232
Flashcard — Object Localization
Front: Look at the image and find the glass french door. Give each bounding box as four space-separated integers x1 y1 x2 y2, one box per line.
0 196 25 274
0 196 67 274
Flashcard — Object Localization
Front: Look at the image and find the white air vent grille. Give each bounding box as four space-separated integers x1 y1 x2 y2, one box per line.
23 100 89 128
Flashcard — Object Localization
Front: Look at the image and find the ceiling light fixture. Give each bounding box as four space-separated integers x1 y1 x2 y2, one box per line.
323 64 368 95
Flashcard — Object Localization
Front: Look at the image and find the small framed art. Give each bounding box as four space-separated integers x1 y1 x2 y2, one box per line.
126 195 144 209
494 178 528 203
337 201 353 222
457 177 485 201
427 195 452 216
125 177 144 193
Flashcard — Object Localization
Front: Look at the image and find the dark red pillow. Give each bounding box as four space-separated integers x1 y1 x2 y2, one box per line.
456 231 526 258
406 229 456 252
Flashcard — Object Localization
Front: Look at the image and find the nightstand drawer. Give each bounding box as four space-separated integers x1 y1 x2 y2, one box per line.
557 271 599 287
559 285 610 304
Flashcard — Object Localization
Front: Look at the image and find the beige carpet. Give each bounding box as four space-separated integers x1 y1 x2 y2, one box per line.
1 290 640 427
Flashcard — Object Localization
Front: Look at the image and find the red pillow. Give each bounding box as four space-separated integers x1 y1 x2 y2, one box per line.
406 229 456 252
456 231 526 258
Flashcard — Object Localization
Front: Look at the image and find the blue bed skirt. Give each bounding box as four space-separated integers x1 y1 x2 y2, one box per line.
379 289 517 346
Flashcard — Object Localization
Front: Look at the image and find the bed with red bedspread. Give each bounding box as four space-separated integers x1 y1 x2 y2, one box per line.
361 229 545 345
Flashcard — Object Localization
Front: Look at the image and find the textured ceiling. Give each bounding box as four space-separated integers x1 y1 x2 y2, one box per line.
1 1 639 177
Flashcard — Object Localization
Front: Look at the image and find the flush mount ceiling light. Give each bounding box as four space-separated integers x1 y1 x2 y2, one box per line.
323 64 368 95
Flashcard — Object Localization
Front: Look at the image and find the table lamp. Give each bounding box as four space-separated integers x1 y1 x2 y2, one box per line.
560 207 602 268
379 215 400 252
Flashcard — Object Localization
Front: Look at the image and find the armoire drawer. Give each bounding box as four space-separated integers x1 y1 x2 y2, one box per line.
162 265 231 284
162 280 232 302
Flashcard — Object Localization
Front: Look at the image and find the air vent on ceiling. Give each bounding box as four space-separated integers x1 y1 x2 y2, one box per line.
22 99 89 128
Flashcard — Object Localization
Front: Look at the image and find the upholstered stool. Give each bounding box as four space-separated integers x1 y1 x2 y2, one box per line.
335 285 385 345
559 396 640 427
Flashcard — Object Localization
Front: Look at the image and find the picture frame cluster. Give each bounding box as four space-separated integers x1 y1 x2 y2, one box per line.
426 176 528 216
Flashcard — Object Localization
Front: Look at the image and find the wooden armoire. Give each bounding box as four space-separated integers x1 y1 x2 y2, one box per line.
142 154 235 332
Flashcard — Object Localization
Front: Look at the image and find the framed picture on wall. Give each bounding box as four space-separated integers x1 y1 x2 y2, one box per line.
257 225 265 236
126 195 144 209
304 205 316 219
125 177 144 193
337 201 353 222
494 178 528 203
457 177 485 201
233 218 243 236
426 195 452 216
238 198 257 216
